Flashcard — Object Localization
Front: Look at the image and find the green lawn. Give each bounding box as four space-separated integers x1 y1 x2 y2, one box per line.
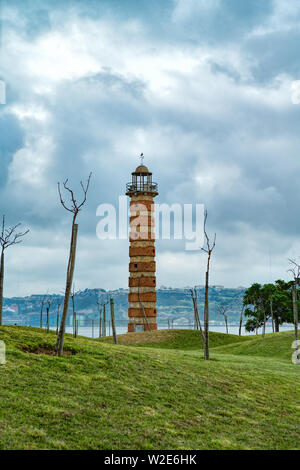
0 326 299 450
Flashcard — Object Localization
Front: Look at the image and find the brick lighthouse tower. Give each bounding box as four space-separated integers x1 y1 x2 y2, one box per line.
126 155 158 332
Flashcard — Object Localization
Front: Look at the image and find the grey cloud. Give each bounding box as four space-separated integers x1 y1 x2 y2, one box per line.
171 0 274 44
1 0 300 295
0 112 24 187
245 30 300 83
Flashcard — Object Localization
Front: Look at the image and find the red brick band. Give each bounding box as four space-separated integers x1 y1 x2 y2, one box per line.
129 246 155 256
128 292 156 302
129 232 155 241
129 261 156 272
129 277 156 287
128 308 157 317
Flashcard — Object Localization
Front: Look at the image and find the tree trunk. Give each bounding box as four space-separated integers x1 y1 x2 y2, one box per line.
56 307 59 335
40 301 44 329
103 304 106 337
46 307 49 333
73 311 77 338
274 317 280 333
192 294 204 343
262 308 266 338
99 308 102 338
195 300 204 341
192 297 198 330
0 248 4 326
110 297 117 344
55 222 78 356
71 295 76 337
204 253 211 361
292 283 299 364
270 296 274 333
239 307 244 336
225 315 228 334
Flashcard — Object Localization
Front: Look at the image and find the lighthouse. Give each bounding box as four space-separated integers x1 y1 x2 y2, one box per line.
126 156 158 332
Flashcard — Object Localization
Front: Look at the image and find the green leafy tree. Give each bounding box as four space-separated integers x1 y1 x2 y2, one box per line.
243 281 294 333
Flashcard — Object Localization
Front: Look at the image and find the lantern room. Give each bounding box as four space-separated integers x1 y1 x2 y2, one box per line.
126 164 158 196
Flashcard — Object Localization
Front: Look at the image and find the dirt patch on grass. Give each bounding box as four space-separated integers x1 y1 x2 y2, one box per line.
20 345 77 356
102 330 177 346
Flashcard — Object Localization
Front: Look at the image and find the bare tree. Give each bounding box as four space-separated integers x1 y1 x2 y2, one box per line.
55 173 92 356
201 210 216 361
217 304 230 334
71 286 80 338
56 297 62 335
110 297 117 344
95 292 109 338
239 305 244 336
216 292 244 336
270 294 274 333
0 216 29 325
95 293 102 338
262 304 266 339
189 287 204 340
46 297 51 333
102 301 107 337
288 259 300 365
40 294 47 329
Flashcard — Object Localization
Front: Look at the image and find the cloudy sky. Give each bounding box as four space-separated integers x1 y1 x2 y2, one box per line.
1 0 300 296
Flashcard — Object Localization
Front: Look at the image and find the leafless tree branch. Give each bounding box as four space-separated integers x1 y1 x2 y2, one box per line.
0 216 29 250
57 172 92 216
288 258 300 283
201 210 216 254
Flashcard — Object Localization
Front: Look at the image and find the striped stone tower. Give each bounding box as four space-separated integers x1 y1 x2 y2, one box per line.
126 157 158 332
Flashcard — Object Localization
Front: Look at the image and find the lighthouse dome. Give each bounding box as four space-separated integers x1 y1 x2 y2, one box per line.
134 164 149 174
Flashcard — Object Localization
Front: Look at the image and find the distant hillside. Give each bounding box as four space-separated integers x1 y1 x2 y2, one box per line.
2 286 245 326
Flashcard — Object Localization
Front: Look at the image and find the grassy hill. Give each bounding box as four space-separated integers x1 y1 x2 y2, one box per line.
101 329 296 361
212 330 296 362
0 326 299 450
99 329 251 350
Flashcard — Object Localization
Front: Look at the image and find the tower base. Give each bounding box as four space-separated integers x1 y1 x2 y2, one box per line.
128 322 157 333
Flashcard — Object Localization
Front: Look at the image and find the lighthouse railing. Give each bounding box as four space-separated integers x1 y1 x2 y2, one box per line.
126 181 158 193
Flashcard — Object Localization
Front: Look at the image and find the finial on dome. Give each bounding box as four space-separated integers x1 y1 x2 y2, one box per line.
135 153 149 173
